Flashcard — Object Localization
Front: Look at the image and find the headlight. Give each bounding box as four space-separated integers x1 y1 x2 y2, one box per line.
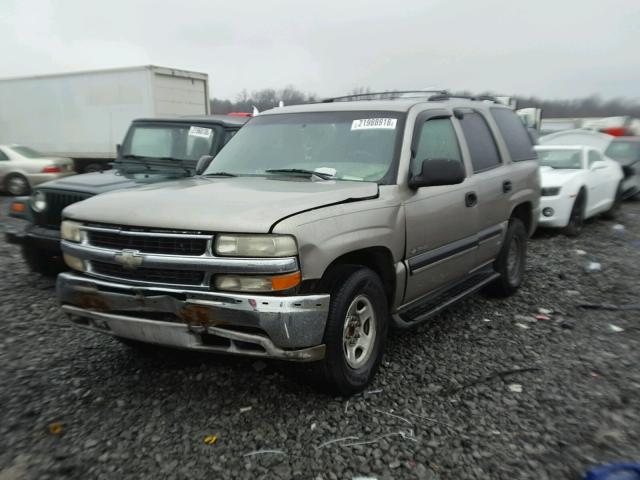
31 190 47 212
541 187 561 196
61 220 83 242
215 234 297 257
214 272 301 292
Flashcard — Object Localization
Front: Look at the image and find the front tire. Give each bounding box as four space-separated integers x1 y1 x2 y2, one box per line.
484 218 527 297
563 193 585 237
21 243 64 276
602 182 623 220
313 267 388 396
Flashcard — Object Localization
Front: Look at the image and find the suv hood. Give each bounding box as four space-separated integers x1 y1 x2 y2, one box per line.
63 176 379 233
539 167 583 186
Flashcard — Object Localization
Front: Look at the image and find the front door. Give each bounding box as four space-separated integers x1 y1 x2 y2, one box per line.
403 112 478 303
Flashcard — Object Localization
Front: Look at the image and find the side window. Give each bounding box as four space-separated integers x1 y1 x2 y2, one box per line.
224 129 238 146
490 108 536 162
588 150 603 167
0 149 9 161
411 118 462 175
459 111 501 173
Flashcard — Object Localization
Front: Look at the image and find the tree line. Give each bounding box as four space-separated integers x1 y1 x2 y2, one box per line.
211 86 640 118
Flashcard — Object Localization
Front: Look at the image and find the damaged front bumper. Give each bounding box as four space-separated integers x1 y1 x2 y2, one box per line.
57 272 330 362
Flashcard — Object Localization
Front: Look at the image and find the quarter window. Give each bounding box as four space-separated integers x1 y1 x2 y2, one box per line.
0 149 9 160
490 108 536 162
459 111 501 173
588 150 603 167
411 118 462 175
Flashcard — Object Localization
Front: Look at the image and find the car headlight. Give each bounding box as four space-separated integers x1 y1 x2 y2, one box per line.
541 187 561 196
215 234 297 257
31 190 47 212
61 220 83 242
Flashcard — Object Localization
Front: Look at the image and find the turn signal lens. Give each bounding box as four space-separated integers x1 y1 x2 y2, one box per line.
63 253 85 272
214 271 301 292
10 201 26 213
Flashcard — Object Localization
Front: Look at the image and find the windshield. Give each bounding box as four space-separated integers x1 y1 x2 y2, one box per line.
10 146 45 158
204 112 403 183
605 141 640 162
537 149 583 169
121 124 218 162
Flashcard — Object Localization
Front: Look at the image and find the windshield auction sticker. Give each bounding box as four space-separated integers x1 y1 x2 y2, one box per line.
351 118 397 130
188 126 213 138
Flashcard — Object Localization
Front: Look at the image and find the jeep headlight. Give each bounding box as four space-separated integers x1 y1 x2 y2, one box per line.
31 190 47 212
215 234 297 257
61 220 83 242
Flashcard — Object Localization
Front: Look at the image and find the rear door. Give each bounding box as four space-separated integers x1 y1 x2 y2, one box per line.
403 110 478 303
457 109 510 267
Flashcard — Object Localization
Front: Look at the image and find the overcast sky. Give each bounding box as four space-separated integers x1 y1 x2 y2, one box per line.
1 0 639 101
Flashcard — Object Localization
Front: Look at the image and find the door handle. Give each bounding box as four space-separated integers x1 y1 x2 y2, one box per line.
465 192 477 207
503 180 513 193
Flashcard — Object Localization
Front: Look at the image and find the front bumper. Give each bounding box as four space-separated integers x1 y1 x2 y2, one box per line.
57 272 329 362
5 223 61 253
538 195 572 228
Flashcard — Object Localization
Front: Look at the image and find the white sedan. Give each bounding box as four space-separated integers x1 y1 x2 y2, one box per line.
535 145 624 236
0 145 75 195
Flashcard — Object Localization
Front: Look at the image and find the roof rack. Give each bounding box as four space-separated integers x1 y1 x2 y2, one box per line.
321 90 448 103
426 94 500 103
320 90 503 104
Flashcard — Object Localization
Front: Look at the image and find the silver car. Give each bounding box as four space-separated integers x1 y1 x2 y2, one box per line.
0 145 75 195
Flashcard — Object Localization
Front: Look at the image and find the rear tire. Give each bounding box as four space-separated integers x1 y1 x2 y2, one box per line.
563 193 585 237
602 182 623 220
311 267 389 396
4 173 30 196
484 218 527 297
82 163 104 173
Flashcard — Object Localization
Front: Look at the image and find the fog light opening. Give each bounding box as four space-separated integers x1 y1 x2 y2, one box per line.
542 207 554 217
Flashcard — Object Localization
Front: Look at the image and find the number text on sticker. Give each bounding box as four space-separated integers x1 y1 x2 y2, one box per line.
351 118 397 131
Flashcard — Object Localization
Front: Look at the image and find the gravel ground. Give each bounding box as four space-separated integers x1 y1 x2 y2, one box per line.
1 194 639 480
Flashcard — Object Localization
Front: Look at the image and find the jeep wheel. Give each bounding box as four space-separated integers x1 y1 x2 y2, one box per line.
563 193 585 237
21 243 64 276
314 267 388 395
484 218 527 297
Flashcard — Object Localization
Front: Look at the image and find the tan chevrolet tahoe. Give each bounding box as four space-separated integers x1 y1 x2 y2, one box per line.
57 92 540 394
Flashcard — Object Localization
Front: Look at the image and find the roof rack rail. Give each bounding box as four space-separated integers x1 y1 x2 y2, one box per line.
427 93 499 103
321 90 448 103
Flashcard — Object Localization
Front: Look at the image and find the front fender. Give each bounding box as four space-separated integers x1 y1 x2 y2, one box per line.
272 200 405 282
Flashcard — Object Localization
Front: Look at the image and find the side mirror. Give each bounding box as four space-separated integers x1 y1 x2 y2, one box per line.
196 155 214 175
409 158 465 189
591 160 607 171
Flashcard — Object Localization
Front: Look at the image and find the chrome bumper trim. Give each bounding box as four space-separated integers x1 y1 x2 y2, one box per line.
57 272 330 353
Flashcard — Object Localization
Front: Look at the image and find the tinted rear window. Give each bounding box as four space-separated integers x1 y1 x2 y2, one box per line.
459 112 502 172
491 108 537 162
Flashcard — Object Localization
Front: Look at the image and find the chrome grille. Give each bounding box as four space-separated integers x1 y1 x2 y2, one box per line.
88 230 207 255
91 261 205 286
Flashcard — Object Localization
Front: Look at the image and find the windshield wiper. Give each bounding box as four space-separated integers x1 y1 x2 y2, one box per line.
265 168 334 180
202 172 236 177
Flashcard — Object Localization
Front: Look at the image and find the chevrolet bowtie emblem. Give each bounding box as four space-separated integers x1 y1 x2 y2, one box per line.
114 249 144 270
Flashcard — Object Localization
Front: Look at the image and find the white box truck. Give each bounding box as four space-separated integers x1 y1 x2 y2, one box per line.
0 65 210 173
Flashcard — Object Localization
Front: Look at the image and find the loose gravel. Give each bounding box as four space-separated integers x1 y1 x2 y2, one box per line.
1 194 639 480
